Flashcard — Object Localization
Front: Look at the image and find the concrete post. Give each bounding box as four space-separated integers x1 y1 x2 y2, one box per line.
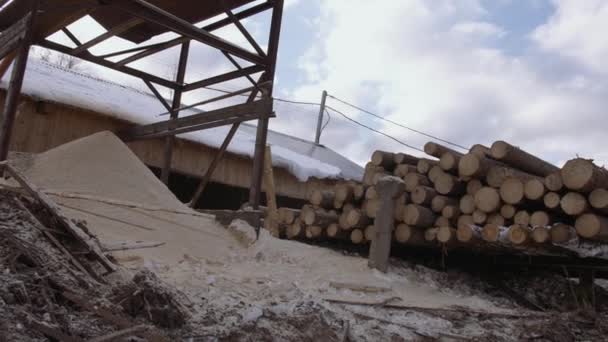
368 176 405 272
314 90 327 145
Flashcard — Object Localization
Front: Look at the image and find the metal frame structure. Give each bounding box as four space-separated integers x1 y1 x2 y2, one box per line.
0 0 284 211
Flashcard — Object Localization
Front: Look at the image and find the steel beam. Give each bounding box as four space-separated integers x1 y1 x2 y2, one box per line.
183 64 265 92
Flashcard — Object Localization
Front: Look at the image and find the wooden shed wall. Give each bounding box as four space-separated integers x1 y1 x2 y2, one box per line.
0 93 337 200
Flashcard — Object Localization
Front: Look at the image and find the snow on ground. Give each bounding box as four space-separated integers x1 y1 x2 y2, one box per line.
0 59 345 182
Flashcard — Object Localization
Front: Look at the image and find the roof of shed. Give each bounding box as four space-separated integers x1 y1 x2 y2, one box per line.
0 59 364 182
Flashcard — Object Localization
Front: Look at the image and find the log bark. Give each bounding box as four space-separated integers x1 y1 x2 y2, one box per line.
434 173 465 196
365 186 378 200
353 184 366 201
456 224 482 243
305 225 323 239
487 213 505 226
417 158 438 175
437 226 457 243
428 166 445 183
499 178 525 205
302 208 338 226
350 229 366 244
531 226 550 244
371 150 396 171
424 142 463 159
393 152 419 166
474 187 501 213
544 172 563 192
310 189 335 209
412 186 437 206
467 179 483 195
589 188 608 214
513 210 530 226
327 223 351 239
394 224 426 245
561 158 608 193
335 183 355 204
530 211 550 228
364 199 381 219
431 195 458 213
363 163 385 186
435 216 451 228
344 208 371 229
482 223 501 242
543 192 561 211
560 192 589 216
487 166 539 188
394 164 417 177
500 204 516 219
490 141 559 177
508 224 530 245
458 153 500 178
424 227 439 242
472 210 487 225
278 207 299 224
459 194 476 215
441 205 460 219
575 213 608 241
550 223 575 243
403 204 436 227
524 179 546 201
457 215 474 231
404 173 431 192
394 193 408 221
439 152 463 172
470 144 491 158
364 224 376 242
287 219 305 239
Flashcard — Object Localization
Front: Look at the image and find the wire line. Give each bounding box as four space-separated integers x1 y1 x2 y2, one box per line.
326 93 468 151
325 105 424 153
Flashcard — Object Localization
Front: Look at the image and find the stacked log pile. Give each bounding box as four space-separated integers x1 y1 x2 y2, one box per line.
276 141 608 257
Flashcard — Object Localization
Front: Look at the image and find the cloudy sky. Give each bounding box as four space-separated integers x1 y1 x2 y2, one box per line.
31 0 608 167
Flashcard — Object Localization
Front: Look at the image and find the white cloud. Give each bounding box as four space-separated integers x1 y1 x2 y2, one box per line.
272 0 608 167
532 0 608 74
450 21 507 38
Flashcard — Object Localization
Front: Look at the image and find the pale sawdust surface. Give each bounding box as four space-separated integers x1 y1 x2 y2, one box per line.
12 131 530 340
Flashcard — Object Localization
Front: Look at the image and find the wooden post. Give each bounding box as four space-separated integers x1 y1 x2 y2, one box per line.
368 176 405 272
248 0 283 209
0 2 37 163
263 145 280 237
160 41 189 184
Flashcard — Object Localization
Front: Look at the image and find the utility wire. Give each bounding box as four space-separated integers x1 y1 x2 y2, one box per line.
326 93 468 151
325 105 424 153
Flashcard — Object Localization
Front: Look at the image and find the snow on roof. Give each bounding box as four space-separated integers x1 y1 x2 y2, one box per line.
0 59 364 182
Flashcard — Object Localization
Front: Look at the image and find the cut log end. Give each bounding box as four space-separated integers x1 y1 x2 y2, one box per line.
499 178 525 205
550 223 575 243
508 225 529 245
481 223 500 242
474 187 501 213
524 179 545 201
437 226 456 243
543 192 561 210
531 226 550 244
544 172 563 192
560 192 589 216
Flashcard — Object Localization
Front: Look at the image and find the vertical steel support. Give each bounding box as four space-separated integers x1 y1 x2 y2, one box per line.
0 1 37 163
314 90 327 145
248 0 283 207
160 41 189 184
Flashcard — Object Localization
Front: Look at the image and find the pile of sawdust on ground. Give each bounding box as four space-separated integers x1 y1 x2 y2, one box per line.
15 131 243 266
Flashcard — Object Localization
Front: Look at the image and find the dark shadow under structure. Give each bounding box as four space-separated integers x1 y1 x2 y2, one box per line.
0 0 284 213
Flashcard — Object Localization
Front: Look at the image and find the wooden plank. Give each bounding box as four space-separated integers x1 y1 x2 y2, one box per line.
116 1 273 66
112 0 266 66
2 163 116 272
263 145 279 237
0 12 28 60
120 98 272 140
